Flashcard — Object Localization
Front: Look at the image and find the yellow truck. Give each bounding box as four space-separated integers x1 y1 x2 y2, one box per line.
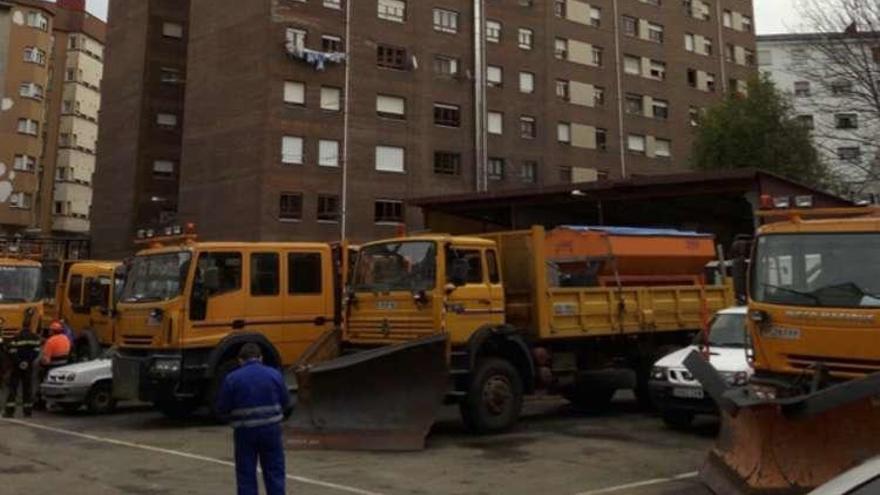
292 226 733 449
683 203 880 494
53 261 124 360
111 233 339 418
0 256 44 343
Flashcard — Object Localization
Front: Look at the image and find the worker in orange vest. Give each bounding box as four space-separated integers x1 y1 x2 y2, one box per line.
41 321 72 369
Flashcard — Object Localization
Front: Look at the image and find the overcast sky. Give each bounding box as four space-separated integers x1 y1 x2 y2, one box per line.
81 0 804 34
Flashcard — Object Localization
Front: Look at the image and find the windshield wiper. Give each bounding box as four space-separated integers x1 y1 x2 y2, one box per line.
811 282 880 300
760 283 821 304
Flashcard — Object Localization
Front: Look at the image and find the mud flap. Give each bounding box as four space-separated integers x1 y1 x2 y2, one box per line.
287 333 449 451
684 352 880 494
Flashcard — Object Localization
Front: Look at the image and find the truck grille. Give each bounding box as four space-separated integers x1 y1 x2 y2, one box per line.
346 317 436 342
787 354 880 376
122 335 155 347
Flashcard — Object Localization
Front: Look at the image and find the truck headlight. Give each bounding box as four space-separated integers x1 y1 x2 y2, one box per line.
721 371 749 386
150 358 182 377
651 366 668 381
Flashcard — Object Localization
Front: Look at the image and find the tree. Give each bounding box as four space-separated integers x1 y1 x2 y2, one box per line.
789 0 880 196
691 75 830 187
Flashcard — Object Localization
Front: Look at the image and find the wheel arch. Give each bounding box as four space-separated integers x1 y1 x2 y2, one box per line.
205 333 282 378
467 325 535 394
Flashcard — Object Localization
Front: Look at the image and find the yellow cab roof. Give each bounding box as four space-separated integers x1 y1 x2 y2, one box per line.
0 257 41 268
136 241 331 256
361 234 496 249
70 260 122 271
759 209 880 235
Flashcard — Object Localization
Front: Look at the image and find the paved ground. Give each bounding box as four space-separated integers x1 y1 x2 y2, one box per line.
0 393 717 495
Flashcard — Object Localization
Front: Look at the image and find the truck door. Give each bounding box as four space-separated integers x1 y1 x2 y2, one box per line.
281 250 332 364
65 273 89 331
486 249 505 322
244 251 283 349
88 276 113 346
445 247 501 339
189 251 245 345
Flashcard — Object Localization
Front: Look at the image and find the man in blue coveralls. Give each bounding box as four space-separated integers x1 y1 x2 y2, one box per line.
215 343 292 495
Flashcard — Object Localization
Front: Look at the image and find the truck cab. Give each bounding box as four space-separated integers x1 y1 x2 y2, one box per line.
0 257 44 342
58 261 124 360
113 235 336 417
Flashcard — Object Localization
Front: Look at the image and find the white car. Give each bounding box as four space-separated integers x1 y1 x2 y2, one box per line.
40 357 116 414
649 306 751 428
809 455 880 494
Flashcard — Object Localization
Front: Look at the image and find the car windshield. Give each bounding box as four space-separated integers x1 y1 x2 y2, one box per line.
0 266 41 303
353 241 437 292
121 252 192 303
707 314 747 348
751 233 880 308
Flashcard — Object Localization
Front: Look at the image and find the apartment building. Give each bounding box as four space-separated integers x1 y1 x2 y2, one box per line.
92 0 756 257
0 0 104 237
758 32 880 200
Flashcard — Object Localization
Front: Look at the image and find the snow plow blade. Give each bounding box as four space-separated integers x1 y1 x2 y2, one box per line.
684 352 880 494
287 332 449 451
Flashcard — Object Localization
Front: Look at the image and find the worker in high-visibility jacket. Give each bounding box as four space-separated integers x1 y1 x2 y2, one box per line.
41 321 71 369
215 343 292 495
3 325 42 417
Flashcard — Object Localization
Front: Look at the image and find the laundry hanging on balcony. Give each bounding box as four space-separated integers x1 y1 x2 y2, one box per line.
285 29 345 71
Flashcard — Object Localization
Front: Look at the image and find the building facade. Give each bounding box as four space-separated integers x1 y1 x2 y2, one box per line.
0 0 104 238
93 0 756 257
758 32 880 200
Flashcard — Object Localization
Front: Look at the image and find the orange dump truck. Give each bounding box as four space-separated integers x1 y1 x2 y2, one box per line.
546 226 717 287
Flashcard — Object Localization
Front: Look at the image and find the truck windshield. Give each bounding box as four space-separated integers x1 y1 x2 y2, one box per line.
752 233 880 308
0 266 41 303
707 313 747 348
353 241 437 292
121 252 192 303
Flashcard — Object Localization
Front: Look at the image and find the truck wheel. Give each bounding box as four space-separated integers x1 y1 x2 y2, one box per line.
661 409 694 430
564 386 616 413
155 399 199 419
208 359 239 422
460 358 523 434
86 382 117 414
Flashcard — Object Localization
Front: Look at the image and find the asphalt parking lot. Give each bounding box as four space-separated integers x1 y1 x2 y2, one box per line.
0 393 716 495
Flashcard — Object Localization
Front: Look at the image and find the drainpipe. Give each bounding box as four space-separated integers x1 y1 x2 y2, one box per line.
716 0 728 92
611 0 626 178
340 0 353 239
473 0 488 192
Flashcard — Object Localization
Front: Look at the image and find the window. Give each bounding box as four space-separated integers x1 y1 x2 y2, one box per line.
627 134 646 154
722 10 732 27
488 112 503 135
555 38 568 59
652 99 669 119
377 44 407 70
18 82 43 100
160 67 183 84
486 20 501 43
519 72 535 93
17 119 38 136
376 94 406 119
23 47 45 65
706 72 716 92
286 28 306 53
625 94 643 115
378 0 406 22
69 275 83 305
624 55 641 75
520 115 536 139
596 128 607 151
26 11 49 31
487 65 503 87
589 6 601 27
689 106 700 126
559 166 573 183
655 139 671 158
153 160 175 178
687 69 698 88
375 200 404 223
433 8 458 33
318 140 339 167
594 86 605 106
794 81 810 97
434 103 461 127
448 249 484 284
280 193 303 220
488 158 505 181
289 253 323 294
649 60 666 80
622 16 637 36
648 22 664 43
162 22 184 38
9 192 33 210
320 86 341 111
157 113 178 128
194 253 242 297
375 145 405 172
838 147 861 161
434 55 459 76
831 80 853 95
521 161 537 183
556 79 570 100
251 253 280 296
518 28 533 49
684 34 694 52
797 115 814 130
554 0 566 17
591 46 603 66
836 113 858 129
321 35 343 53
487 250 500 284
744 49 755 66
13 155 36 172
282 136 304 164
434 152 462 176
284 81 305 105
557 122 571 143
323 0 342 9
742 16 752 32
317 195 340 222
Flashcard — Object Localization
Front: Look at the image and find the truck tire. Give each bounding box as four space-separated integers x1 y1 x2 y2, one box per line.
661 409 694 430
155 398 199 419
460 358 523 434
86 381 117 414
564 386 615 413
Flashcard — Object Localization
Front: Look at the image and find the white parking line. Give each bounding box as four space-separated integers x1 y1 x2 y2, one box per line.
573 471 700 495
1 418 383 495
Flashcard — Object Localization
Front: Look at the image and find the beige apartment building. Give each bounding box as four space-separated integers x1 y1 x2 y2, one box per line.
0 0 104 238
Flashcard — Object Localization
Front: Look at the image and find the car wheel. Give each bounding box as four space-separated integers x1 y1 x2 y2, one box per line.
86 382 117 414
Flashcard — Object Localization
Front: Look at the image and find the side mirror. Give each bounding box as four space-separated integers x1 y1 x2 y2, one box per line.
450 259 469 287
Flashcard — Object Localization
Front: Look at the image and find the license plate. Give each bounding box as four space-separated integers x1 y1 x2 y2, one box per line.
672 387 704 399
762 326 801 340
376 301 397 310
